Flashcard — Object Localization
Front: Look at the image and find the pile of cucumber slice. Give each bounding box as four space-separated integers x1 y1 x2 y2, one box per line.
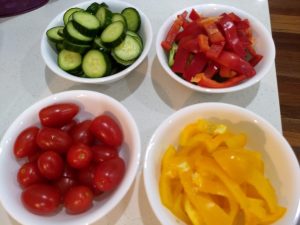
46 2 143 78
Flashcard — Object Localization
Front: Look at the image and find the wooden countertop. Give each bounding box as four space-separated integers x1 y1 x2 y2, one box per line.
269 0 300 162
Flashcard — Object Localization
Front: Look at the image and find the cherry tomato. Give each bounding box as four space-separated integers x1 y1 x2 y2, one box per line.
21 184 61 215
78 164 102 195
39 103 79 128
64 185 93 214
37 151 64 180
89 115 123 147
17 161 44 188
91 144 118 163
36 127 72 154
27 151 42 162
67 143 93 169
70 120 94 145
60 119 78 133
61 164 77 179
55 177 78 196
13 126 39 159
93 157 125 192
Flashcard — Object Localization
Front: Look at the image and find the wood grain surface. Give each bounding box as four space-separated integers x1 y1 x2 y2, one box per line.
269 1 300 162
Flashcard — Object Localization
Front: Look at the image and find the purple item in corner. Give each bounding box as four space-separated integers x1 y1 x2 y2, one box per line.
0 0 49 17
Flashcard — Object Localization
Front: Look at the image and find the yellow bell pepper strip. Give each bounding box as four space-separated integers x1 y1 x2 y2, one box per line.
159 119 286 225
179 170 232 225
184 197 205 225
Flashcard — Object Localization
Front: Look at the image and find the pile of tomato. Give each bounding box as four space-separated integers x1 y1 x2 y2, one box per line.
161 9 263 88
14 103 125 215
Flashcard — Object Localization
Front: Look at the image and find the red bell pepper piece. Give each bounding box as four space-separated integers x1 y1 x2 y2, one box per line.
183 53 207 81
219 66 237 78
218 13 246 58
197 73 247 88
202 20 225 43
189 9 201 21
205 42 225 59
215 51 256 77
161 15 184 51
236 19 250 30
204 61 219 79
181 37 200 53
227 12 242 23
175 21 204 42
198 34 209 53
171 36 193 73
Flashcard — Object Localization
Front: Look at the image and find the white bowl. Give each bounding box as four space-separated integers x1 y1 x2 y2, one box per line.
41 0 152 84
156 4 275 93
0 90 141 225
144 103 300 225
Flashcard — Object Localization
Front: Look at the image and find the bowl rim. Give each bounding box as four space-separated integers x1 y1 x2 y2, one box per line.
0 90 141 225
41 0 153 84
143 102 300 225
155 3 276 93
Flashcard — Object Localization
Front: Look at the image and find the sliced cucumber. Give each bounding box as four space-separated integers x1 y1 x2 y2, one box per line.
93 36 110 53
100 21 126 48
46 26 64 43
58 49 82 72
112 34 142 62
56 42 64 52
111 13 127 26
63 8 83 25
57 27 64 38
72 11 100 36
86 2 101 15
64 21 94 44
82 50 111 78
121 7 141 32
111 51 136 66
126 30 143 48
95 5 113 29
63 40 91 54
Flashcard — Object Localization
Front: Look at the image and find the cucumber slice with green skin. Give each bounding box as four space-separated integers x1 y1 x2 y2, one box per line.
46 26 64 43
111 13 127 26
126 30 143 48
82 50 111 78
63 40 91 54
111 51 135 66
64 21 94 44
86 2 108 15
121 7 141 32
100 21 126 48
58 49 82 72
112 34 142 62
63 8 83 25
95 6 112 29
57 28 64 38
56 42 64 52
72 11 100 36
93 36 110 53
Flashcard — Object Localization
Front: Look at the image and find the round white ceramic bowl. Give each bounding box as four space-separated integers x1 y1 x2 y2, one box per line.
0 90 141 225
156 4 275 93
41 0 152 84
144 103 300 225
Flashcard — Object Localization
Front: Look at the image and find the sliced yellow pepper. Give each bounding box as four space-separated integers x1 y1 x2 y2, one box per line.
159 119 286 225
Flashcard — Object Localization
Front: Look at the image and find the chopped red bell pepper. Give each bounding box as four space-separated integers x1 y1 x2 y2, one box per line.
218 13 246 58
198 34 210 53
205 42 225 59
181 37 200 53
215 50 256 77
227 12 242 23
161 16 184 51
219 66 237 78
204 61 219 78
202 20 225 43
189 9 201 21
175 21 204 42
171 36 194 73
197 73 247 88
183 53 207 81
